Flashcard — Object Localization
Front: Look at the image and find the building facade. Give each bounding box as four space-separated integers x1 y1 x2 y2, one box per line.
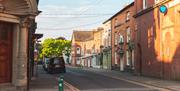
110 2 135 71
91 28 103 68
0 0 39 91
134 0 180 80
102 21 112 69
71 31 94 66
71 28 103 68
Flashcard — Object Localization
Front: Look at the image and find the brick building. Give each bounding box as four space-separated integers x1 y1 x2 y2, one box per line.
134 0 180 80
0 0 39 90
71 31 94 66
71 28 103 68
108 2 135 71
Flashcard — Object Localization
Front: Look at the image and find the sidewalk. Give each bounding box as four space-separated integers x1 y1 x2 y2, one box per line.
29 65 74 91
68 65 180 91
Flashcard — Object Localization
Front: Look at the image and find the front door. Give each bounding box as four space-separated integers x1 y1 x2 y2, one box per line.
0 22 12 83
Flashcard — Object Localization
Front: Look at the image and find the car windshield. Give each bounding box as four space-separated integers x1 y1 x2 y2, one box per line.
54 58 60 64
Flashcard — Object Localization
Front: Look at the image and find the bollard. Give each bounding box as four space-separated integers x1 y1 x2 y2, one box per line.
58 76 64 91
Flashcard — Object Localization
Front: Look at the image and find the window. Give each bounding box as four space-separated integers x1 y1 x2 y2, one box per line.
115 32 118 45
76 47 80 54
81 50 84 55
126 51 130 65
126 11 130 21
115 52 117 64
155 0 160 4
108 29 111 46
143 0 147 9
115 18 118 26
126 27 131 43
119 35 124 44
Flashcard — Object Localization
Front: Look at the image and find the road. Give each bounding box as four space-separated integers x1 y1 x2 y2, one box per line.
56 67 162 91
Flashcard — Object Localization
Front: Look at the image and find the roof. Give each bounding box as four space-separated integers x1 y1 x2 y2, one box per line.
72 31 94 41
103 2 134 24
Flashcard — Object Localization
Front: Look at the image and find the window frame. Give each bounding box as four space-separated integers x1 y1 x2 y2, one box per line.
76 47 81 54
143 0 147 9
126 27 131 43
126 11 130 21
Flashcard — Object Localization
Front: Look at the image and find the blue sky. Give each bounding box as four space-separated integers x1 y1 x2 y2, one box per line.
36 0 133 40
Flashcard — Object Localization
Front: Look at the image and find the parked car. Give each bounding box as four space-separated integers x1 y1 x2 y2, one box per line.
47 57 66 73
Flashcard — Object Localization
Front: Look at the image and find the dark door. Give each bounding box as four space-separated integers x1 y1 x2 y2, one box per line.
0 22 12 83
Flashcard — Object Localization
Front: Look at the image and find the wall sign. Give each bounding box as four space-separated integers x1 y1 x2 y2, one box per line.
159 5 168 14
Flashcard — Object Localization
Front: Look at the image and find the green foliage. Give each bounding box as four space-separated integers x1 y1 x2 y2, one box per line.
41 38 71 58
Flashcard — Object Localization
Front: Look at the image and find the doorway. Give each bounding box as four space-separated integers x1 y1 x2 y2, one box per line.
0 21 13 83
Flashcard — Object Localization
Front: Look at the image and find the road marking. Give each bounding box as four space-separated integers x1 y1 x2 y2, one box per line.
55 77 80 91
67 66 172 91
64 81 80 91
80 88 160 91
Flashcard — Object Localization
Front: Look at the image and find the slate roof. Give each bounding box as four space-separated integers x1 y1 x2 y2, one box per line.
72 31 94 41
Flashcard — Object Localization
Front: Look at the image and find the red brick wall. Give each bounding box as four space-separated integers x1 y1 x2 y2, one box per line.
111 3 135 69
135 0 180 80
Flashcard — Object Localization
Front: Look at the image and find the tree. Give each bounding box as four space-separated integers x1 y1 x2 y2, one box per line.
41 38 71 58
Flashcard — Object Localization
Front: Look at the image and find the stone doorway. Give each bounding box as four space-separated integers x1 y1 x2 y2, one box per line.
0 21 13 83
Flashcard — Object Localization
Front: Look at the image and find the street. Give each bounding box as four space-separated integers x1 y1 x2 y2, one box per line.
29 65 178 91
57 67 162 91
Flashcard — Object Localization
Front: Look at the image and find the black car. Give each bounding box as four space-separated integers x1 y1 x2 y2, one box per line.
47 57 66 73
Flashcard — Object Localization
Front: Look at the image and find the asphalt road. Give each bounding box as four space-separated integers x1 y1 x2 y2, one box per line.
57 67 161 91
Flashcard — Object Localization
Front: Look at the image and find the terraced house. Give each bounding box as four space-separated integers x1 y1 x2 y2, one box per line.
71 28 103 68
71 31 94 66
102 21 112 70
0 0 40 91
109 2 136 72
134 0 180 80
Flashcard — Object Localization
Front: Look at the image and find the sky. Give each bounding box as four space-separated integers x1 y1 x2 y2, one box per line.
36 0 133 41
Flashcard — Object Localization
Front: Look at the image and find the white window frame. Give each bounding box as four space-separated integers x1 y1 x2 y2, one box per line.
76 47 81 54
115 52 117 64
143 0 147 9
126 51 130 65
155 0 160 4
127 27 131 43
119 35 124 44
126 11 130 21
115 33 118 45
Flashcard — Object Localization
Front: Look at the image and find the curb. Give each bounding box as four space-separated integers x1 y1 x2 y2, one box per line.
102 74 173 91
